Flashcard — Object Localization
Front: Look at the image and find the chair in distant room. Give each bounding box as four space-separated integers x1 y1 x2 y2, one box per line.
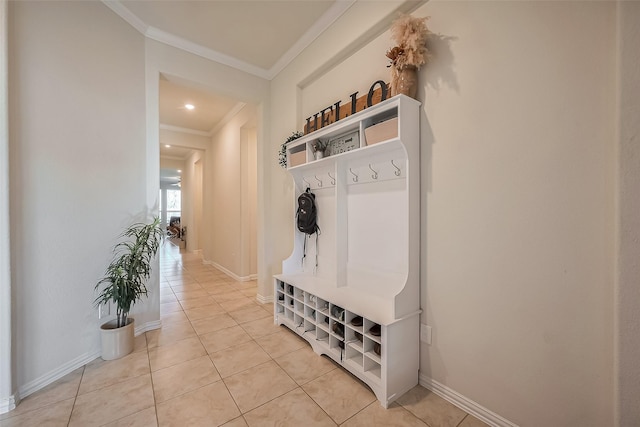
167 216 181 238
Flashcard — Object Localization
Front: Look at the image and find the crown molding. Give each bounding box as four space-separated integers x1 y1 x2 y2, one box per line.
102 0 354 81
102 0 148 34
267 0 356 79
145 26 272 80
209 102 246 136
160 124 211 137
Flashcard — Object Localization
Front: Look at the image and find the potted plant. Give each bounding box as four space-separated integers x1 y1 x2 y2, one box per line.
278 131 304 169
94 217 163 360
311 140 328 160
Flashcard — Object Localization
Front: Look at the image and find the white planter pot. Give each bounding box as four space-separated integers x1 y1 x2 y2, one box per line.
100 318 135 360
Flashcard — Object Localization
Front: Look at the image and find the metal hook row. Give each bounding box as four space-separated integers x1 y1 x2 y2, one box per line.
303 172 335 188
350 160 402 182
305 160 402 186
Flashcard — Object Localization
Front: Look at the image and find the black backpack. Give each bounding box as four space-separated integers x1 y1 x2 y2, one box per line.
297 188 320 267
297 188 319 235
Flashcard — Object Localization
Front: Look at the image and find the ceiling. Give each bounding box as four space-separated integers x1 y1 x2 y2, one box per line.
103 0 354 172
105 0 353 80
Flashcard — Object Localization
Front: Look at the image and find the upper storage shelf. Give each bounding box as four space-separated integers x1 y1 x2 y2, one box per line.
286 95 420 170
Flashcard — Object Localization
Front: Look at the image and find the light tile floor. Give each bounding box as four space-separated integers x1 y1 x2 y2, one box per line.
0 242 490 427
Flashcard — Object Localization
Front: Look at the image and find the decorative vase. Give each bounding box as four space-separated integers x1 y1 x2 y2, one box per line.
314 151 324 160
100 317 135 360
392 65 418 99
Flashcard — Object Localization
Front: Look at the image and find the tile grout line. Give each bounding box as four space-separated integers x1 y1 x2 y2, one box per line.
65 365 85 426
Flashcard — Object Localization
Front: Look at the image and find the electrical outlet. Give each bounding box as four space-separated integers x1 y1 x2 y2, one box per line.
420 324 432 345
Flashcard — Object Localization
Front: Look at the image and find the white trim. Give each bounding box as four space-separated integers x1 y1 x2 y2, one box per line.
0 0 13 413
256 293 273 304
202 259 254 282
209 102 246 136
15 318 160 402
418 373 519 427
268 0 355 79
18 351 100 399
145 26 270 79
159 123 210 137
101 0 354 81
0 394 16 415
135 319 161 335
249 273 258 281
101 0 148 35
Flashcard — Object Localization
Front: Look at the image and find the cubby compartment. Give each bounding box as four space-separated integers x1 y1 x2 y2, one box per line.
364 355 381 380
329 334 344 356
330 319 344 340
294 299 305 317
361 106 399 147
305 305 316 323
329 303 345 322
345 345 364 369
303 319 316 335
316 312 330 333
317 297 330 316
316 326 329 344
274 95 421 408
305 292 317 306
284 306 294 323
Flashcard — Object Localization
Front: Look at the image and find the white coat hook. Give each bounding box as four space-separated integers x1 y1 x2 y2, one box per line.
315 175 323 187
391 159 401 176
349 168 359 183
303 177 310 188
328 172 336 185
369 164 378 180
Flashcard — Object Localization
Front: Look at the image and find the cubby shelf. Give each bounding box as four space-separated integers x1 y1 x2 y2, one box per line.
274 94 421 408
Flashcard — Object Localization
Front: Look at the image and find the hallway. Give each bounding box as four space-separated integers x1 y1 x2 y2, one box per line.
0 242 487 426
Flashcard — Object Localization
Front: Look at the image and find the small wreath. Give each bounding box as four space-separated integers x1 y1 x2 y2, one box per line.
278 131 304 169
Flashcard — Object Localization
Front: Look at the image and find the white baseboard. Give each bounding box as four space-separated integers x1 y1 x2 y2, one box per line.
419 373 518 427
0 394 17 415
14 319 160 406
203 259 255 282
135 319 161 335
18 350 101 400
256 293 273 304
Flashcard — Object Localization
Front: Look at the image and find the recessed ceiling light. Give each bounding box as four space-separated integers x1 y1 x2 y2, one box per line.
165 144 171 148
185 104 195 110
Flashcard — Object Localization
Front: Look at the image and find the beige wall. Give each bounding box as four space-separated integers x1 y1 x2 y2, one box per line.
204 104 257 279
615 2 640 425
269 1 618 425
8 0 150 391
420 2 615 425
182 150 204 253
240 127 258 277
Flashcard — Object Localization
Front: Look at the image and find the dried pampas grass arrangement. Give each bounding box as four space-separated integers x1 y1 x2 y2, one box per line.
386 14 431 98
